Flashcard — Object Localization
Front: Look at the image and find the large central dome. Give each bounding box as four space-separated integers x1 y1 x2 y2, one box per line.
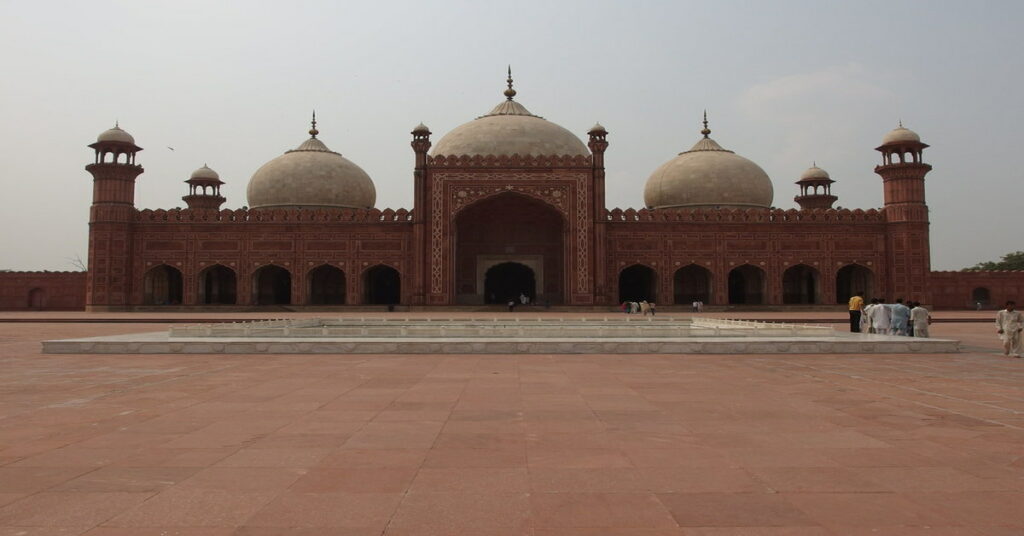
430 74 589 158
247 120 376 210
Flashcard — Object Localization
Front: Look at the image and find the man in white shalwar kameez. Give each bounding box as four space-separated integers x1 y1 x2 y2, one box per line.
861 300 876 333
872 299 892 335
996 300 1023 357
910 302 931 338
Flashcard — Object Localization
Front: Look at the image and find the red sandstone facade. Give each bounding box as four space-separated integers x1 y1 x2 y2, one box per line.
2 105 1022 311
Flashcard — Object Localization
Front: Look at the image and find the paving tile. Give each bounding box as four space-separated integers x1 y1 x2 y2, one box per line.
104 489 279 527
409 468 530 492
386 492 530 532
530 492 678 528
242 491 402 529
289 466 418 493
0 491 153 527
657 492 817 527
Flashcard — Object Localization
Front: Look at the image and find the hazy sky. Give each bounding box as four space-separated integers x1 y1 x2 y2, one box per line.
1 1 1021 271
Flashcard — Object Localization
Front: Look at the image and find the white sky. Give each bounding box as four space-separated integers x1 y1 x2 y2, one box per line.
1 0 1021 271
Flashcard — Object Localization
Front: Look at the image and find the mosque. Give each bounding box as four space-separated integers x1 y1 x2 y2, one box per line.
1 73 1020 310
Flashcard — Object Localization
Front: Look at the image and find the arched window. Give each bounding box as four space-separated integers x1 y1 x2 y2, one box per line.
835 264 875 304
971 287 991 307
618 264 657 303
484 262 535 304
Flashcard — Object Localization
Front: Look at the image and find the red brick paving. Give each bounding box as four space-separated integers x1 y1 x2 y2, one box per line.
0 313 1021 534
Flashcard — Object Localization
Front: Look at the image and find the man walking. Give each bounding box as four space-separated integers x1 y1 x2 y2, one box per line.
996 300 1023 358
849 290 864 332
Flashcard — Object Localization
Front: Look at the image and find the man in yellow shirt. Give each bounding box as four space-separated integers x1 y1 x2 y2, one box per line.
848 291 865 332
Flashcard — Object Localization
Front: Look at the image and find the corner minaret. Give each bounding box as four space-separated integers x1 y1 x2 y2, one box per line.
183 164 225 210
794 163 837 209
85 123 144 310
875 122 932 302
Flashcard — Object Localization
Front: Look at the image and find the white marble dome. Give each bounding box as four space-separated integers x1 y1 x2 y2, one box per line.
881 125 921 145
644 134 774 209
96 124 136 145
431 93 588 158
799 165 831 181
246 135 375 210
190 165 220 181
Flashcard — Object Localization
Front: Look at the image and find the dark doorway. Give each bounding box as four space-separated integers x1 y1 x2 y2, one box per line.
728 265 765 304
365 265 401 304
836 264 874 304
971 287 990 307
484 262 535 304
619 264 657 303
27 288 45 309
254 265 291 305
308 265 346 305
782 264 820 304
673 265 712 304
199 264 237 305
143 265 183 305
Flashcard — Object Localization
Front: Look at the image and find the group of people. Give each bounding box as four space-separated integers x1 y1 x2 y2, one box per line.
690 300 705 312
621 300 656 315
848 292 931 337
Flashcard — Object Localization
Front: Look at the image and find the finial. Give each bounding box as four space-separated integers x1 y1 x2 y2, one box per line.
115 119 119 128
309 110 319 138
813 160 817 167
700 110 711 138
898 119 903 128
504 65 517 100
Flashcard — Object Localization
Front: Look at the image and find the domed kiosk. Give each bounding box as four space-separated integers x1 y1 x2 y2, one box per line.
247 115 376 209
430 70 589 158
644 114 773 209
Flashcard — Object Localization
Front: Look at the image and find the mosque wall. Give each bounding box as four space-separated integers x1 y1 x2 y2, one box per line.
0 271 86 310
929 271 1024 309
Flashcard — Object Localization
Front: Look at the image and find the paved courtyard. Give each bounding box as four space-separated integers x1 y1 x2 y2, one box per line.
0 312 1021 535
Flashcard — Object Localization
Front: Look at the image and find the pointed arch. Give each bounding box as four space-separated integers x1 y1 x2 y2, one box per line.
728 264 766 305
618 264 657 303
782 264 821 304
253 264 291 305
364 264 401 305
836 264 874 304
308 264 346 305
198 264 237 305
673 264 712 304
143 264 183 305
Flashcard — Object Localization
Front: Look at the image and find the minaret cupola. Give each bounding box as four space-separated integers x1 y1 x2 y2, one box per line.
794 164 837 209
183 164 226 210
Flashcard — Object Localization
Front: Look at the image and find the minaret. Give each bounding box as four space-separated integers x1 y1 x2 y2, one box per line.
794 163 837 209
588 122 609 301
85 123 144 310
182 164 226 210
875 122 932 302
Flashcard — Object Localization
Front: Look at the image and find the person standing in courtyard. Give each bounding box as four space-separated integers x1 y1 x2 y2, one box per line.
890 298 911 336
872 298 892 335
910 301 931 338
849 290 865 332
996 300 1023 357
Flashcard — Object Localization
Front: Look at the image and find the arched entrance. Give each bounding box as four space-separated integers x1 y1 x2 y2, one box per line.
484 262 535 304
971 287 990 308
454 193 564 305
199 264 237 305
728 265 765 305
365 265 400 304
619 264 657 303
253 265 291 305
782 264 820 304
836 264 874 304
673 264 712 304
143 265 183 305
308 265 346 305
27 288 45 309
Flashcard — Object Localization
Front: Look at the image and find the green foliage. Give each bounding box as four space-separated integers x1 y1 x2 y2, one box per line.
966 251 1024 271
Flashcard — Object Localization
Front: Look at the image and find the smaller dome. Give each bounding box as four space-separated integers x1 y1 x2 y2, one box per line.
799 165 831 182
97 124 135 145
412 122 430 135
588 122 607 135
190 164 220 181
881 125 921 145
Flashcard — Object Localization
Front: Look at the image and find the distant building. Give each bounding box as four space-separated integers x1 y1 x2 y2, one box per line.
3 74 1020 310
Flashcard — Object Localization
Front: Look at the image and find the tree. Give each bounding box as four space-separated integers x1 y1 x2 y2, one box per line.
966 251 1024 271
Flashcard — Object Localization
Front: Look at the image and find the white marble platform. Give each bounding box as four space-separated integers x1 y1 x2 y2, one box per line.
43 317 960 354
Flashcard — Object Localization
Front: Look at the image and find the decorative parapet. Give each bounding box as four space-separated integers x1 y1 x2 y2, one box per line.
427 153 592 168
134 207 414 223
603 207 886 223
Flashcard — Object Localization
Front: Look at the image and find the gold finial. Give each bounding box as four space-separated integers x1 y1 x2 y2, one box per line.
504 65 517 100
700 110 711 138
309 110 319 138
